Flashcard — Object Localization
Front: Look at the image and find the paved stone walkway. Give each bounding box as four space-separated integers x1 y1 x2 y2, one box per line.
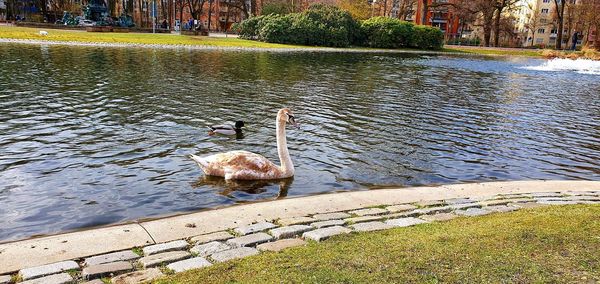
0 181 599 283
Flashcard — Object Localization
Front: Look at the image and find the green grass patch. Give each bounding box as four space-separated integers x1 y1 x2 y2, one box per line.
131 247 143 256
155 204 600 283
0 26 305 49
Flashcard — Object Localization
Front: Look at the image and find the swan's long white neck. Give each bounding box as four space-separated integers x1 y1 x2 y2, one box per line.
276 116 294 178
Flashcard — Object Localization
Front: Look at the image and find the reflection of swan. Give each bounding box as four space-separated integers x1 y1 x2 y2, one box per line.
191 108 298 180
192 175 292 199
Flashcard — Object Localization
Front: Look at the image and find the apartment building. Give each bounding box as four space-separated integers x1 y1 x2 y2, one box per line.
521 0 580 47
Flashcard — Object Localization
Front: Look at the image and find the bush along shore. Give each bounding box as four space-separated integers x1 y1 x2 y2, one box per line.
233 4 444 50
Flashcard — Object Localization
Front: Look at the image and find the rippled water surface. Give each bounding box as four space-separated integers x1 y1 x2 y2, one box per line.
1 44 599 241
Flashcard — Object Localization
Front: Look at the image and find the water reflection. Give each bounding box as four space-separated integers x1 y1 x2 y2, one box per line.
0 43 599 241
193 176 292 199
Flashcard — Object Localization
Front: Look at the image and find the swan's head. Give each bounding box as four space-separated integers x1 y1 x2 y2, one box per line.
278 108 299 129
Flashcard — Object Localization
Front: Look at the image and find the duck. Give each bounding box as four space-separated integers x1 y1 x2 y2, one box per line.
208 121 245 136
191 108 298 180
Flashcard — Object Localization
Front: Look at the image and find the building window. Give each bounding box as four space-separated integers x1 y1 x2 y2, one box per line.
537 28 545 33
536 38 543 43
541 8 549 13
550 28 557 34
543 0 550 2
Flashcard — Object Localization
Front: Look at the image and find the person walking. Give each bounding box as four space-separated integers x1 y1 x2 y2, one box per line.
571 32 578 51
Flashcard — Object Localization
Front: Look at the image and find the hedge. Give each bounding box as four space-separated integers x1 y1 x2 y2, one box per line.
233 6 444 50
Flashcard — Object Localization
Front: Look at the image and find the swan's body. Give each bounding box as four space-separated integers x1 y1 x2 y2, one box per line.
208 121 244 136
191 108 297 180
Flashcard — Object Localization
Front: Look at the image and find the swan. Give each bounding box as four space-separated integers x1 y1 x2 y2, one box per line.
208 121 245 136
190 108 298 180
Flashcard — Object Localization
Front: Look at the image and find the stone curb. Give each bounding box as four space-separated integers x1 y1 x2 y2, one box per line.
0 180 598 283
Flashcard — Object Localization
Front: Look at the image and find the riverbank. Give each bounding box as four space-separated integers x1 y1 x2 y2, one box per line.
0 180 598 282
0 25 543 56
156 204 600 283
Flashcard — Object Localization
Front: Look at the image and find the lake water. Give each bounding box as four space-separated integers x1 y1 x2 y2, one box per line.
1 43 599 241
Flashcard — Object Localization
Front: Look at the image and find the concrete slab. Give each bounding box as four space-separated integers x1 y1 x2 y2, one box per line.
269 225 312 239
310 220 345 229
210 247 259 262
0 224 153 274
385 204 417 213
350 221 393 232
455 208 492 217
19 260 79 280
142 240 188 256
233 222 277 236
348 208 388 216
312 212 352 221
138 251 191 268
276 216 317 226
190 241 231 257
82 261 133 280
420 213 459 222
189 232 233 244
385 217 428 227
111 268 163 284
226 233 272 247
257 239 306 252
302 226 351 242
84 250 140 266
20 273 73 284
166 257 212 272
344 215 385 224
0 275 11 284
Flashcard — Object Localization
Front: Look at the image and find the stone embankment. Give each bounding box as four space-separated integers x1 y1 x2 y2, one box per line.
0 180 599 283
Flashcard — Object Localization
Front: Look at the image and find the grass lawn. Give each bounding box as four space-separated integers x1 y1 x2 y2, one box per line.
0 26 305 49
155 204 599 283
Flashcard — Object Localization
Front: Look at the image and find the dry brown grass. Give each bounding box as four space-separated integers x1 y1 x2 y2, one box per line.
542 46 600 60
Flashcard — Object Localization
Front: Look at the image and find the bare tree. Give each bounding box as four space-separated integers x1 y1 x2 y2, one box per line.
493 0 519 46
552 0 566 49
187 0 207 29
454 0 496 46
524 1 543 47
390 0 416 20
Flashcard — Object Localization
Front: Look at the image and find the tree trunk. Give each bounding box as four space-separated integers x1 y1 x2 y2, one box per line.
207 0 213 31
493 6 503 47
596 24 600 50
553 0 565 49
224 0 230 32
420 0 427 25
484 25 491 47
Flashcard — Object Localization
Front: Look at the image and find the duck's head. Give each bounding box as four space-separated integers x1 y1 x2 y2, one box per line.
278 108 299 129
235 121 245 129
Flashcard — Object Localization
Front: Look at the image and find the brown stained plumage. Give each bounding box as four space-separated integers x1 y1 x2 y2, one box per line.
191 151 283 180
